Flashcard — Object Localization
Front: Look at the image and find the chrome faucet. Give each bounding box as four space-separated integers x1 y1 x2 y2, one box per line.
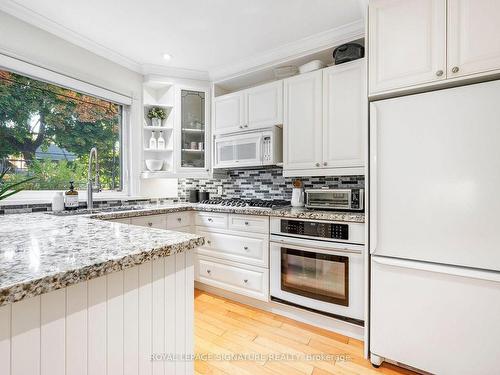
87 147 100 210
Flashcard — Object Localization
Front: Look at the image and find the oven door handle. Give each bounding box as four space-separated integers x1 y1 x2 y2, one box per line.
270 235 363 255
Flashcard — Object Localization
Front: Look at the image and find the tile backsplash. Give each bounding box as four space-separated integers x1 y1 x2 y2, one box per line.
178 167 364 201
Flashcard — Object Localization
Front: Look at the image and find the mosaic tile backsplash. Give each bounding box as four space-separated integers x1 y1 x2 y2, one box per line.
178 167 364 201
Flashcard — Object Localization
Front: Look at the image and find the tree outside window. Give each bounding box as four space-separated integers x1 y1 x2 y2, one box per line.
0 69 122 191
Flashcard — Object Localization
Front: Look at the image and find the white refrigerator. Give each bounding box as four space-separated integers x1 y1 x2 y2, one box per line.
370 80 500 374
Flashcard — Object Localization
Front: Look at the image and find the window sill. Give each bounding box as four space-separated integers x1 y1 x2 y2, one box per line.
0 191 153 206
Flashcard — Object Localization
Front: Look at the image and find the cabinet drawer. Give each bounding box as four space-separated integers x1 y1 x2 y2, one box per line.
196 230 268 267
195 255 268 301
130 214 166 229
166 212 192 229
228 215 269 234
110 217 131 224
195 212 228 229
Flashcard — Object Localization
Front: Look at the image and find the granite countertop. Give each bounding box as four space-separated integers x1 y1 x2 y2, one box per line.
90 202 365 223
0 212 204 307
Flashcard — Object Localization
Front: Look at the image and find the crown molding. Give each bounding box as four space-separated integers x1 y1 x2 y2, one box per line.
141 64 210 82
209 19 365 82
0 0 143 73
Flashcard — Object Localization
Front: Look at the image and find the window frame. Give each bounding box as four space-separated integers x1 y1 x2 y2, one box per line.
0 53 133 203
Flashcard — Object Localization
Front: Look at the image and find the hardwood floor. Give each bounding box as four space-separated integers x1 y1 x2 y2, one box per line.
194 289 415 375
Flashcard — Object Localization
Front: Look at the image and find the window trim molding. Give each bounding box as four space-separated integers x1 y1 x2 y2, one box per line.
0 53 132 198
0 52 133 105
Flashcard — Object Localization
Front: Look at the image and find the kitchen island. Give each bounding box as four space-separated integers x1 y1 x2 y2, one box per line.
0 212 204 375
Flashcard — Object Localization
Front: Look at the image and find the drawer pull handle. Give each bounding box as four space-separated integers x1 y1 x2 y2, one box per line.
207 269 211 274
208 218 213 222
147 222 153 227
243 279 248 283
177 218 182 222
244 221 249 225
244 246 249 251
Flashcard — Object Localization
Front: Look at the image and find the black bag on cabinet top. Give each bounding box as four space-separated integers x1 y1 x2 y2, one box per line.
332 43 364 65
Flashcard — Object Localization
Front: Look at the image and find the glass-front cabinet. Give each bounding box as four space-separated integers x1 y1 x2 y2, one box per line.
175 86 210 176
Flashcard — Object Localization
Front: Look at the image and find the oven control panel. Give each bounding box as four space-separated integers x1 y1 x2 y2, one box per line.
280 220 349 240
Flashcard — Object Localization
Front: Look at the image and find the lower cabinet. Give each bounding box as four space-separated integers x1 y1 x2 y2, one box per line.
193 212 270 301
195 255 269 301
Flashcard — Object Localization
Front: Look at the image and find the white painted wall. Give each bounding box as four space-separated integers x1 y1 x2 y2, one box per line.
0 11 178 199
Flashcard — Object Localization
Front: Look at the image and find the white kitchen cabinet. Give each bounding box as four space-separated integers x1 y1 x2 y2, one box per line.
213 92 245 134
174 85 211 177
214 81 283 135
283 62 366 176
129 214 167 229
283 70 323 171
195 255 269 301
447 0 500 79
323 60 366 169
196 229 269 267
166 212 193 229
246 81 283 129
369 0 447 94
369 0 500 95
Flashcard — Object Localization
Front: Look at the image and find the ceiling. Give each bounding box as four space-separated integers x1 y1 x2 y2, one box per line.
0 0 364 81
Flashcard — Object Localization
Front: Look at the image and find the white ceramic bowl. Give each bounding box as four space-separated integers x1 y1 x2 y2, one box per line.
145 159 163 171
298 60 326 74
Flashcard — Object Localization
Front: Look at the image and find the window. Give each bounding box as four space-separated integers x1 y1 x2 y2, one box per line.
0 69 122 191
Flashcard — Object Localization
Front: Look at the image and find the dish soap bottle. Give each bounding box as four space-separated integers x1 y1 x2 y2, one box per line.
64 181 79 210
157 131 165 150
149 131 157 150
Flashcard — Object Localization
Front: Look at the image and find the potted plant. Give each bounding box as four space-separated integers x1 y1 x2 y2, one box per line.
0 167 35 201
147 107 166 127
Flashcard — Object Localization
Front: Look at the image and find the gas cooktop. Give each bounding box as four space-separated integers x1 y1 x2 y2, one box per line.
199 198 290 209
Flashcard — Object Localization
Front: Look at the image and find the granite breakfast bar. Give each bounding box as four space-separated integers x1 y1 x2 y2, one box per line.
0 212 204 375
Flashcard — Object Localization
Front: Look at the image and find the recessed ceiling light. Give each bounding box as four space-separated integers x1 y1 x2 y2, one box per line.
162 53 172 61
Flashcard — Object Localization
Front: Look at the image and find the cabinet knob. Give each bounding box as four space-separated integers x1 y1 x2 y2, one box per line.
323 162 328 166
452 66 460 74
147 222 153 227
207 269 211 274
244 246 249 251
177 217 182 222
436 70 444 77
208 218 213 222
239 125 243 129
244 221 249 225
244 124 249 128
243 279 248 283
207 240 211 245
315 163 320 167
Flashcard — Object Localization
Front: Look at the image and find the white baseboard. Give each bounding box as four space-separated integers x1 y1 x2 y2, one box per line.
195 281 365 341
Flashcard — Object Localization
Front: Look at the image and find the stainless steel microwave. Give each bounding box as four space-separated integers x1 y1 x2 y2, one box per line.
305 188 364 211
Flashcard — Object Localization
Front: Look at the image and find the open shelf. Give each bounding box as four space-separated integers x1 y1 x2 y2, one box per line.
143 126 174 131
144 148 173 152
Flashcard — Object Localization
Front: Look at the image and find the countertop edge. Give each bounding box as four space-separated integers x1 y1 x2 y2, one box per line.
0 235 204 307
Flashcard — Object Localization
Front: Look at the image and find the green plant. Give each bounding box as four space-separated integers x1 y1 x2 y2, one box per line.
147 107 166 120
0 168 35 201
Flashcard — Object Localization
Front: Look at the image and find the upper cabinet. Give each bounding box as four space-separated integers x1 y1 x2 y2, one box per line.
323 60 366 169
369 0 500 95
175 87 211 176
246 81 283 129
213 92 245 134
214 81 283 135
447 0 500 78
369 0 447 94
283 70 323 171
283 59 366 177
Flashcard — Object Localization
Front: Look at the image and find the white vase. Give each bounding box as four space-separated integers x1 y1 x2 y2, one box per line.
152 118 162 127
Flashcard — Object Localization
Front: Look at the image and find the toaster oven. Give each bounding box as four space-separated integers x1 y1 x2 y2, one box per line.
305 188 364 211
